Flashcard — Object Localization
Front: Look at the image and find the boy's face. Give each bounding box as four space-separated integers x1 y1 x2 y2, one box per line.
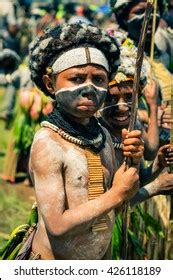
127 0 160 43
128 1 148 21
101 82 133 129
54 65 108 123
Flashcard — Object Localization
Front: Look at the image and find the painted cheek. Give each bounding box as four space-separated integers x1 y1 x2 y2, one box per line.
96 91 106 108
56 91 79 108
56 85 106 108
102 107 115 120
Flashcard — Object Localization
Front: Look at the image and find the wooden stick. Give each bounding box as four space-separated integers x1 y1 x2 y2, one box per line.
122 0 154 260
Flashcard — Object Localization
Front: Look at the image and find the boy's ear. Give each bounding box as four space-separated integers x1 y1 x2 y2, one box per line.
42 75 54 95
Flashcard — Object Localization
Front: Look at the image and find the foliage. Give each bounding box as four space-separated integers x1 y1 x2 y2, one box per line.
132 205 164 238
0 188 32 248
0 90 11 174
112 205 164 260
13 112 40 153
0 197 37 260
112 214 122 260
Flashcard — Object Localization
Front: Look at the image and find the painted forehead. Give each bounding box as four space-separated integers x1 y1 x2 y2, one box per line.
60 65 108 75
109 85 133 95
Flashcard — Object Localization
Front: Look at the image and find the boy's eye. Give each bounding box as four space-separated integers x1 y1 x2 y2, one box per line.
70 76 84 83
94 77 103 83
125 93 132 102
110 95 119 103
93 76 107 86
135 9 145 15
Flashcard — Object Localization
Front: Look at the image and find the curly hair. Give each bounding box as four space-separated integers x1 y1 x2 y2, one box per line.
29 22 120 97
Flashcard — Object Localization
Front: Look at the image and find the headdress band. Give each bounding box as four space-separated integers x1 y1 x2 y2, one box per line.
47 47 109 74
108 73 134 87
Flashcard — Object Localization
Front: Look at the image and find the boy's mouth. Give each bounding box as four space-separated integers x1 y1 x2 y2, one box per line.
77 101 96 110
112 115 130 122
110 110 131 122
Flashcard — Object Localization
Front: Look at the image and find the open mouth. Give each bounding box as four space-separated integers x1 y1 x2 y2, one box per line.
112 115 130 121
112 114 130 122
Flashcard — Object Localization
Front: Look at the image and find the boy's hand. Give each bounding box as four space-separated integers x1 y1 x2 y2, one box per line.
122 128 144 165
157 144 173 168
112 162 139 202
152 171 173 195
144 79 158 108
158 105 171 129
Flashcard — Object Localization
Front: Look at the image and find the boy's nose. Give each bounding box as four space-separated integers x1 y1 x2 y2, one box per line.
117 103 127 111
116 98 127 111
81 85 96 98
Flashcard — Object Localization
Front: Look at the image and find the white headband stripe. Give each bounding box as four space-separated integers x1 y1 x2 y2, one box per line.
51 47 109 73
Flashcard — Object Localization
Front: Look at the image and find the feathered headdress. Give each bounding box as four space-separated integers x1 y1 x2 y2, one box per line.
108 30 151 88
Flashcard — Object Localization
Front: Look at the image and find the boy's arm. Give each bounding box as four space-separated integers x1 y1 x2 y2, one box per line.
142 79 159 160
30 130 139 237
130 171 173 206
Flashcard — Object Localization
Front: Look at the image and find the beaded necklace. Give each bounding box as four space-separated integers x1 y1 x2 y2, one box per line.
113 141 123 150
41 121 84 146
46 107 106 153
41 120 108 232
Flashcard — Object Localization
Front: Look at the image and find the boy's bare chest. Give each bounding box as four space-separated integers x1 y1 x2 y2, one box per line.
62 147 113 207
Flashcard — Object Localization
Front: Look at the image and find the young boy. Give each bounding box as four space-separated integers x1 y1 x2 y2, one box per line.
27 22 143 260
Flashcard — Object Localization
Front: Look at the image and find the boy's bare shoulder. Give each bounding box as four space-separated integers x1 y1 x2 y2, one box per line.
30 127 64 166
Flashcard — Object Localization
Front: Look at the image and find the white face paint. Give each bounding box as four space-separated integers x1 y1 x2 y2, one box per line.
55 82 107 96
55 82 107 120
99 102 132 112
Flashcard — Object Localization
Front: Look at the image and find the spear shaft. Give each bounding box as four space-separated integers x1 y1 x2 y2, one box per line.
121 0 154 260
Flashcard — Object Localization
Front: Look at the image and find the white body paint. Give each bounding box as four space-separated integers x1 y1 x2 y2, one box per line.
30 126 117 260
